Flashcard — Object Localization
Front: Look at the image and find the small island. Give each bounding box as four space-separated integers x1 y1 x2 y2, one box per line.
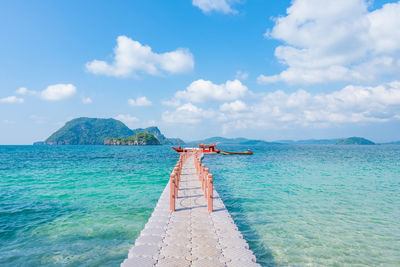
336 137 375 145
104 133 161 146
39 117 181 145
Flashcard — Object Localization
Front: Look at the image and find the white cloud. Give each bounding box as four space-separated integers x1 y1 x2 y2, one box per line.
128 96 152 107
16 87 37 95
368 2 400 53
260 0 400 84
162 81 400 130
114 114 139 128
0 96 24 103
235 70 248 80
82 97 92 104
192 0 238 14
162 103 214 124
162 98 181 107
86 35 194 77
175 79 248 103
220 100 247 112
40 84 76 101
219 81 400 131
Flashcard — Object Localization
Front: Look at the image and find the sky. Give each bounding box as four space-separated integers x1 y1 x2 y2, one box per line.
1 0 400 144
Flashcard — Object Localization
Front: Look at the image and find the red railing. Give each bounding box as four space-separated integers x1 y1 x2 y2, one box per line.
169 151 190 212
194 151 213 213
169 151 213 213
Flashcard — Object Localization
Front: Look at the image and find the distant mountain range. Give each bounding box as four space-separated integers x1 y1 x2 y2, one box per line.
36 117 394 146
188 136 281 146
278 139 338 144
190 136 377 145
278 137 376 145
381 141 400 145
40 117 180 145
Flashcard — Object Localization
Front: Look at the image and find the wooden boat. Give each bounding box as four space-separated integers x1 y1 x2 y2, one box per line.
172 140 220 154
198 144 220 154
220 149 253 155
172 146 193 153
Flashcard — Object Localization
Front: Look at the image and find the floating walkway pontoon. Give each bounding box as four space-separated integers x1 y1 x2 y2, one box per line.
121 152 260 267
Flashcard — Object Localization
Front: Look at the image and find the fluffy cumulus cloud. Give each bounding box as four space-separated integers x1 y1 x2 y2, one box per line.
114 114 139 128
0 95 24 103
163 81 400 129
219 81 400 131
16 87 37 95
174 79 248 103
86 36 194 77
40 84 76 101
192 0 238 14
259 0 400 84
162 103 214 124
128 96 152 107
162 98 181 107
220 100 247 112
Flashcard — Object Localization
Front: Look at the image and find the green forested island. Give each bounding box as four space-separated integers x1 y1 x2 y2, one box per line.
336 137 375 145
42 117 178 145
104 133 160 145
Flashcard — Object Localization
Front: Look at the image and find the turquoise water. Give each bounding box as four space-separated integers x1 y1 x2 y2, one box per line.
1 145 400 266
0 146 176 266
204 145 400 266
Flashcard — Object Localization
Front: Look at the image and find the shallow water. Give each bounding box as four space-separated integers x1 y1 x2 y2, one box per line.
0 146 176 266
204 144 400 266
1 145 399 266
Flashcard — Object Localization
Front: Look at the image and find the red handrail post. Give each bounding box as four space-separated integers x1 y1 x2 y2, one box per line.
174 167 179 197
175 165 179 184
204 168 209 199
199 161 202 181
201 164 205 191
198 160 201 179
207 173 213 212
170 173 175 212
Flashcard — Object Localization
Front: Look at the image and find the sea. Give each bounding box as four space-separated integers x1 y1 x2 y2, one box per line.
0 145 399 266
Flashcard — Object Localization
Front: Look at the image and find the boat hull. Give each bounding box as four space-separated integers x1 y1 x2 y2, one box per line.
220 150 253 155
171 142 220 154
172 147 192 153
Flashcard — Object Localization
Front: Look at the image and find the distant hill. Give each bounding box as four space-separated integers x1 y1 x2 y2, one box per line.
189 136 280 145
43 117 179 145
336 137 375 145
277 137 377 145
278 139 338 144
381 141 400 145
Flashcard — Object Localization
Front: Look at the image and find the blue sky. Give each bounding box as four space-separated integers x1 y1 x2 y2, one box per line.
1 0 400 144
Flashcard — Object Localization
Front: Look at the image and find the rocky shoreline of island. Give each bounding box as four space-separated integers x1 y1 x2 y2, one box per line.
104 133 161 146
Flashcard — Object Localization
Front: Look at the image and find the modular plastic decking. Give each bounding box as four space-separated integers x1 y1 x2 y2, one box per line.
121 155 260 267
